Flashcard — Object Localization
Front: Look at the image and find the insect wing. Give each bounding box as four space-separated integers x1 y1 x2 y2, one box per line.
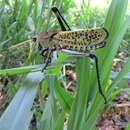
54 27 108 50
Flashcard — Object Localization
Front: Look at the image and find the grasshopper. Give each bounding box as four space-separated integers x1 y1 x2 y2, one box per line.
9 7 109 103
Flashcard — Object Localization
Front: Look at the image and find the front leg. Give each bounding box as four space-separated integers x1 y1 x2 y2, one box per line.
41 49 54 72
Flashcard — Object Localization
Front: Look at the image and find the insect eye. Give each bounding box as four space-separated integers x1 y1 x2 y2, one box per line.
32 37 37 42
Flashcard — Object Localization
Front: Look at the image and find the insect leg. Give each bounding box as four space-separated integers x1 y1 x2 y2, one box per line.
39 48 48 56
89 53 107 104
61 49 107 104
51 7 71 31
41 49 53 72
38 44 43 51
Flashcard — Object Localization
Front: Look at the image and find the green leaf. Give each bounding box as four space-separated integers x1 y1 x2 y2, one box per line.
0 65 41 74
102 15 130 86
126 123 130 130
68 57 91 130
54 76 73 113
55 110 65 130
38 75 57 130
0 72 44 130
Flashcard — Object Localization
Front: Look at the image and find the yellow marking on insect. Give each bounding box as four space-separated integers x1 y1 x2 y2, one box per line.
52 27 108 50
8 39 33 49
55 28 108 44
53 37 75 42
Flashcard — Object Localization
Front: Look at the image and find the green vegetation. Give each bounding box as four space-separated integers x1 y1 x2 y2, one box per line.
0 0 130 130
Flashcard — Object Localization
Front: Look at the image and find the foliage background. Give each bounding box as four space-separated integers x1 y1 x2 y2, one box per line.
0 0 130 130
